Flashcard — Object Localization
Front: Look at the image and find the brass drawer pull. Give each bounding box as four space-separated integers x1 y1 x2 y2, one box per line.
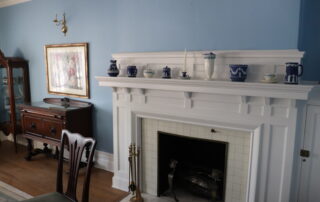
31 123 36 129
50 127 57 134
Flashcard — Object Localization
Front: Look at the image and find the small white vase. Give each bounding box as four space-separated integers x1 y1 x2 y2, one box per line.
203 52 216 80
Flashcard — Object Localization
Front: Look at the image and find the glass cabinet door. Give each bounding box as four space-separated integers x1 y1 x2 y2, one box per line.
12 68 26 124
0 66 10 126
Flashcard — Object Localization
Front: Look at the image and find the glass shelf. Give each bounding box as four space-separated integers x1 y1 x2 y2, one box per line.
0 50 31 150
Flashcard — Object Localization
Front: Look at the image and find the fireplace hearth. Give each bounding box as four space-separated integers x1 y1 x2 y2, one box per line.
158 131 228 201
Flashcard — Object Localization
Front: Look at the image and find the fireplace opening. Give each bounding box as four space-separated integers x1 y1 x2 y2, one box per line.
157 131 228 201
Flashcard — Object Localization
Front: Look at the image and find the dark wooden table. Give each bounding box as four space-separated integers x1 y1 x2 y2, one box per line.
19 98 93 161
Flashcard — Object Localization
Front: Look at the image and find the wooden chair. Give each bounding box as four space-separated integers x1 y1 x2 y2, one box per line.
22 130 96 202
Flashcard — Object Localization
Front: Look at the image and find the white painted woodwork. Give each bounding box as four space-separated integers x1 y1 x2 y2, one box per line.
96 50 319 202
0 0 30 8
298 105 320 202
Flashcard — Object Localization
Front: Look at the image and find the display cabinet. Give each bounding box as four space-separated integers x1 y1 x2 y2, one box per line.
0 50 31 150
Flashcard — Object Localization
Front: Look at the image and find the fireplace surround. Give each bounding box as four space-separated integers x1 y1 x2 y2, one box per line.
142 119 251 201
96 50 318 201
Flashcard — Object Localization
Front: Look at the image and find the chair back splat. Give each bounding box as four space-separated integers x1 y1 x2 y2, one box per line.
57 130 96 202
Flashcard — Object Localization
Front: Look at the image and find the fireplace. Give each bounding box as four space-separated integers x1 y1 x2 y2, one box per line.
141 118 251 202
97 50 314 202
157 131 228 201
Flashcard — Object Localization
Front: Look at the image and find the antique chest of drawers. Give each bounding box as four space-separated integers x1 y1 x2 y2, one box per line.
19 98 93 160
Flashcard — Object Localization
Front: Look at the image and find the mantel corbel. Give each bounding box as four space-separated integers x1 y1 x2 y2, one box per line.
124 87 131 94
183 92 193 109
112 87 118 93
112 87 119 100
263 97 271 106
263 97 272 116
123 88 132 102
184 92 192 99
138 88 146 104
239 95 249 114
138 88 146 95
239 96 248 104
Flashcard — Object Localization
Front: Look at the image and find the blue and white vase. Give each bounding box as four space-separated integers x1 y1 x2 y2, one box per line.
107 60 119 77
162 66 171 79
127 66 137 77
229 64 248 82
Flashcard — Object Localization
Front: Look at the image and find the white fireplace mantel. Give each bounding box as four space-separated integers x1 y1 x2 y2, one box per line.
97 50 319 202
96 77 315 100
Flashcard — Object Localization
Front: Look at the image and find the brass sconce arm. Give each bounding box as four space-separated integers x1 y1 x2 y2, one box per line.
53 13 68 36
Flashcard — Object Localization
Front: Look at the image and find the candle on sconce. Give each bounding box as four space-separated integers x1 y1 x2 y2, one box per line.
183 48 187 72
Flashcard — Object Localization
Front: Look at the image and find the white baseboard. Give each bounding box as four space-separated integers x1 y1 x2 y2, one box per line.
0 132 114 173
113 175 129 191
94 150 114 172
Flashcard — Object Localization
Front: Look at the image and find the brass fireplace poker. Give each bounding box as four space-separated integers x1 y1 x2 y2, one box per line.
128 144 144 202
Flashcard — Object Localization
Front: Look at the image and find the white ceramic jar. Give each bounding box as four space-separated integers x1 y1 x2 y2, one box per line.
203 52 216 80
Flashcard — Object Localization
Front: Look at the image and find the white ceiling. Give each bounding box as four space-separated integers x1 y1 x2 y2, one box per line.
0 0 31 8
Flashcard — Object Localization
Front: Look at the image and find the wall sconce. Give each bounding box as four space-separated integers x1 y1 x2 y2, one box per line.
53 13 68 36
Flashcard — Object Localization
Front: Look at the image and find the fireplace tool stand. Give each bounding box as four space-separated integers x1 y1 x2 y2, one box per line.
128 144 144 202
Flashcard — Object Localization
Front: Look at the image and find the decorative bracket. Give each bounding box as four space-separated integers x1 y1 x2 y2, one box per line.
239 95 248 114
139 89 146 104
263 97 272 116
184 92 193 109
112 87 118 93
124 88 131 94
138 89 146 95
124 88 132 102
289 100 297 108
263 97 271 106
239 95 248 104
112 87 119 100
184 92 192 99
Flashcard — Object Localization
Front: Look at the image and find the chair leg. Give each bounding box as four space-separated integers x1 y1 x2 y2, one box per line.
54 146 59 159
14 134 17 153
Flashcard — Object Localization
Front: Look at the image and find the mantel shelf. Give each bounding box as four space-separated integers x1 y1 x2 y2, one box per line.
96 76 317 100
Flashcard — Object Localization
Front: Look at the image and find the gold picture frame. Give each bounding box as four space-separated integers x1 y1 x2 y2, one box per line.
45 43 89 98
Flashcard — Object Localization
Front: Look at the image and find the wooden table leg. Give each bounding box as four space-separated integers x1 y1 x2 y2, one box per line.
25 138 33 161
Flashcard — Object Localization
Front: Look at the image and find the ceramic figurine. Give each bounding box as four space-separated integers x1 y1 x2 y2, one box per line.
107 60 119 77
203 52 216 80
162 66 171 79
284 62 303 84
180 71 190 80
127 66 137 77
143 68 155 78
229 64 248 82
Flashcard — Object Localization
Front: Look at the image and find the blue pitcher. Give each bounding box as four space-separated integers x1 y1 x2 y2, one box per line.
285 62 303 84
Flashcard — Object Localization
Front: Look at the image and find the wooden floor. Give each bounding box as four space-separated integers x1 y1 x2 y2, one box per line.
0 141 128 202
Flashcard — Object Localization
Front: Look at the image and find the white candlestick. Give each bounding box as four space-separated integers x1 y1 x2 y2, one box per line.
183 48 187 72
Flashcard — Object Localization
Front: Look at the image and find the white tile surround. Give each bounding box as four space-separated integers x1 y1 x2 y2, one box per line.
96 50 320 202
141 118 251 201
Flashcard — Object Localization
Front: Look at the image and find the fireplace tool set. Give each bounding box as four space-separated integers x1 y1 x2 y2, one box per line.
128 144 144 202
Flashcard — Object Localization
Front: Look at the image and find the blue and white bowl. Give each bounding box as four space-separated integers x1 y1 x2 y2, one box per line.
229 64 248 82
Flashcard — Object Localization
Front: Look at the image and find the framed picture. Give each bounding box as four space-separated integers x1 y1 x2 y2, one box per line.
45 43 89 98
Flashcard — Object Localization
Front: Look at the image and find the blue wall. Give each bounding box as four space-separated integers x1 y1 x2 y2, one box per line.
298 0 320 80
0 0 302 152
